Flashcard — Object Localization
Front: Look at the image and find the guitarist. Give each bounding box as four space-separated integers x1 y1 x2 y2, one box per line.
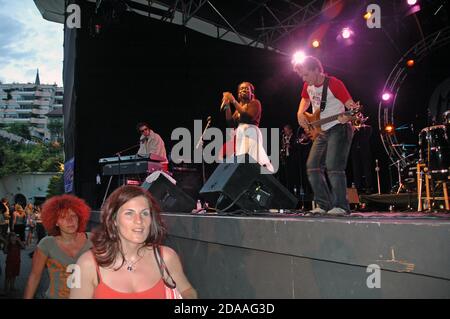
294 56 359 216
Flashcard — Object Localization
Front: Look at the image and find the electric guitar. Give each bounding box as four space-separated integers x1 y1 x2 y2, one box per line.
302 107 362 141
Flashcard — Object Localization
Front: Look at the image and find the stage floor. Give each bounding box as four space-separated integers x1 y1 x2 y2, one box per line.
187 209 450 220
161 211 450 298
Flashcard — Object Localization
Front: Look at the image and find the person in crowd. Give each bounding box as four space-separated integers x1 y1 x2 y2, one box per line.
34 205 46 244
13 204 27 242
23 195 92 299
70 185 197 299
0 197 9 248
25 203 36 246
28 205 47 259
4 232 25 295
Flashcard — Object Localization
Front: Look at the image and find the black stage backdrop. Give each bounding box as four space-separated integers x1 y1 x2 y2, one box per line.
65 1 450 208
68 2 296 208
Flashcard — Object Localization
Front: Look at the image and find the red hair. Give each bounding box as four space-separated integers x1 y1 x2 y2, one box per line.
41 194 91 236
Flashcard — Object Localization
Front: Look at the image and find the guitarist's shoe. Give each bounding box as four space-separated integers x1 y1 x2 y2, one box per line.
326 207 350 216
304 207 327 216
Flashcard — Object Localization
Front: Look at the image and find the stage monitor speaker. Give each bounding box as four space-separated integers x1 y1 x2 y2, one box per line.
141 173 196 213
171 165 203 200
199 156 298 211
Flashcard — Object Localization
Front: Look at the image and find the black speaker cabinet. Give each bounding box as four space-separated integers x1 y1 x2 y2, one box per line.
141 173 196 213
200 156 298 211
171 165 203 200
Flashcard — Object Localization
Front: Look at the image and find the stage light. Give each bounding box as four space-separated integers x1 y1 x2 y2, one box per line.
95 24 102 34
341 28 352 39
364 11 372 20
382 93 392 101
312 40 320 48
405 0 421 16
384 124 395 134
292 51 306 66
336 27 354 46
406 59 415 67
126 179 141 186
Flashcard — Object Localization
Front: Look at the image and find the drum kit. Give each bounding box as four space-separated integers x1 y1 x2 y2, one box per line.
397 110 450 210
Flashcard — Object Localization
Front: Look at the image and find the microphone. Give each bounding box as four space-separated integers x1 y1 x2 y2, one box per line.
220 99 229 112
140 137 148 143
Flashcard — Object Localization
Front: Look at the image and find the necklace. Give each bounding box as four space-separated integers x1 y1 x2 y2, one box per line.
124 252 145 272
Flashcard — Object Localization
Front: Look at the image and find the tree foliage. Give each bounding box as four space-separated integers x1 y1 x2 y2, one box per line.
5 123 31 140
47 174 64 198
47 119 63 141
0 137 64 178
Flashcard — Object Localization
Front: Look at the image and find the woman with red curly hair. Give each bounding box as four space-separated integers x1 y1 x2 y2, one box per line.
24 194 93 299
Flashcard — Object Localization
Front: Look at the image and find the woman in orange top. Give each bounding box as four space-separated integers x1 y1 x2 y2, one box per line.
70 185 197 299
23 195 92 299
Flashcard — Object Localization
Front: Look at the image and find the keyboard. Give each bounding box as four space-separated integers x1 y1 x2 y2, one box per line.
102 161 166 176
98 154 166 164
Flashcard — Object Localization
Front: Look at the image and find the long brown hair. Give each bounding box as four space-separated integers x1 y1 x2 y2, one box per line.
92 185 166 269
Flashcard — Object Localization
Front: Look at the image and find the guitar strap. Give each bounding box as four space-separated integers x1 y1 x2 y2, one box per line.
320 76 329 112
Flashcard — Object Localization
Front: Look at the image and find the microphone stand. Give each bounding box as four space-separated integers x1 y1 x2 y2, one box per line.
102 143 141 206
389 154 415 195
375 159 381 195
115 143 141 187
196 117 212 185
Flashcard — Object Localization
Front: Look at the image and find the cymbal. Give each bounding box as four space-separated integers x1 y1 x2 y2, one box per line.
392 144 416 147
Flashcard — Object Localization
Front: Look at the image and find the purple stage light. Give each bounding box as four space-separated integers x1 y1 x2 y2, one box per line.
341 28 352 39
382 93 392 101
292 51 306 66
407 0 417 6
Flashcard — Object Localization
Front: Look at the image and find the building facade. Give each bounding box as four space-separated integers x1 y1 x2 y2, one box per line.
0 70 63 142
0 172 60 206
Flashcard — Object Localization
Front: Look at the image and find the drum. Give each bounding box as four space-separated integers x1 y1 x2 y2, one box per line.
400 161 419 192
418 125 450 178
444 110 450 125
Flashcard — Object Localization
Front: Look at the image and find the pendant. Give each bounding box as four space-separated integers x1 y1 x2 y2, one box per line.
127 265 133 271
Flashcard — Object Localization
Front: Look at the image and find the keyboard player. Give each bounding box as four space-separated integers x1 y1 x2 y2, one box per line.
136 122 167 161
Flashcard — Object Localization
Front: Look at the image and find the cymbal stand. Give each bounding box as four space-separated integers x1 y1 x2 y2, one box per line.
375 159 381 195
395 160 404 194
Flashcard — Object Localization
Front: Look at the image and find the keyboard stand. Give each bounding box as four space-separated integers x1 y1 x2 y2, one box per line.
102 175 114 207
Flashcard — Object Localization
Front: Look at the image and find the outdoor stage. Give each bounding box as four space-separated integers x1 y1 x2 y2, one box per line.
89 209 450 298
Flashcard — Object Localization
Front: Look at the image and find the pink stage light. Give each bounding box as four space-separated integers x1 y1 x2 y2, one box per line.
407 0 417 6
382 93 392 101
341 28 352 39
292 51 306 66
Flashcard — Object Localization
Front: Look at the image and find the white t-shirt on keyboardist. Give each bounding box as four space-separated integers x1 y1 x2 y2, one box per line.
301 76 352 131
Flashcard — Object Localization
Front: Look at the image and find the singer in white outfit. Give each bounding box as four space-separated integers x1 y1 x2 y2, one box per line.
136 122 167 161
221 82 274 173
